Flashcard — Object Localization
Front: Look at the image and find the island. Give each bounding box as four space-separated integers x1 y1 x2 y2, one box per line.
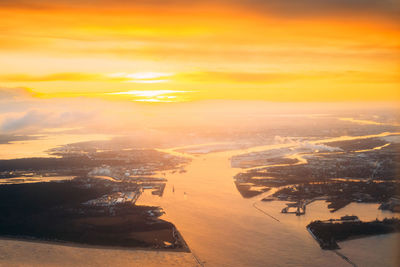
307 217 400 250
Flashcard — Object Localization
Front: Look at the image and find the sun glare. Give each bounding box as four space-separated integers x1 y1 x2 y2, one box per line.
107 90 188 102
128 80 170 84
108 72 172 84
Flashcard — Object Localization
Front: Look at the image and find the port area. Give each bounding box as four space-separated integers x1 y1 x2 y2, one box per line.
281 196 328 216
306 217 400 250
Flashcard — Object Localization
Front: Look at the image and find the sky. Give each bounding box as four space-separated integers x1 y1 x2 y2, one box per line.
0 0 399 147
0 0 399 103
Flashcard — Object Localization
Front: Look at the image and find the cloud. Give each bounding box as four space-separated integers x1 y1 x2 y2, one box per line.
2 69 398 89
0 87 33 100
0 87 38 115
1 73 98 82
0 73 107 82
108 72 172 84
0 110 94 133
0 134 41 144
236 0 400 19
108 90 189 102
109 90 186 97
1 0 398 20
0 88 99 133
274 135 342 152
298 141 342 152
177 71 301 84
1 71 301 85
1 72 168 83
176 70 400 85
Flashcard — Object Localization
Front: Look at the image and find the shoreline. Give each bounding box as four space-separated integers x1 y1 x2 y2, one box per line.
338 232 400 244
0 235 191 253
307 218 400 250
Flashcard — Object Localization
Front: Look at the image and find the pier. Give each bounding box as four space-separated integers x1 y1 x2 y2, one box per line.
281 200 306 216
281 196 328 216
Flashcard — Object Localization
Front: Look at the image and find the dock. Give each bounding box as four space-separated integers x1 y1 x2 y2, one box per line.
281 196 328 216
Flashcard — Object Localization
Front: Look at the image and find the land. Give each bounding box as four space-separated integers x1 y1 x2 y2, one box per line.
323 137 389 152
234 181 270 198
0 147 190 179
233 138 399 201
0 179 189 251
231 133 400 258
307 218 400 250
0 143 191 251
273 181 400 213
0 134 42 144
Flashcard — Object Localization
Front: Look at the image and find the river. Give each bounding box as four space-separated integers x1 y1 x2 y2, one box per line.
0 132 398 266
136 132 400 266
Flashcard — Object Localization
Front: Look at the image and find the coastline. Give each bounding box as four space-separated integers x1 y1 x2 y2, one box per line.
0 232 191 253
0 238 199 267
338 232 400 244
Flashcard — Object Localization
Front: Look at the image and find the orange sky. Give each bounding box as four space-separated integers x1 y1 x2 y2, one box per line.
0 0 399 102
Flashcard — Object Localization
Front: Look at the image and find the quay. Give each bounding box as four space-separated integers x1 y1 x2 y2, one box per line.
281 196 328 216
